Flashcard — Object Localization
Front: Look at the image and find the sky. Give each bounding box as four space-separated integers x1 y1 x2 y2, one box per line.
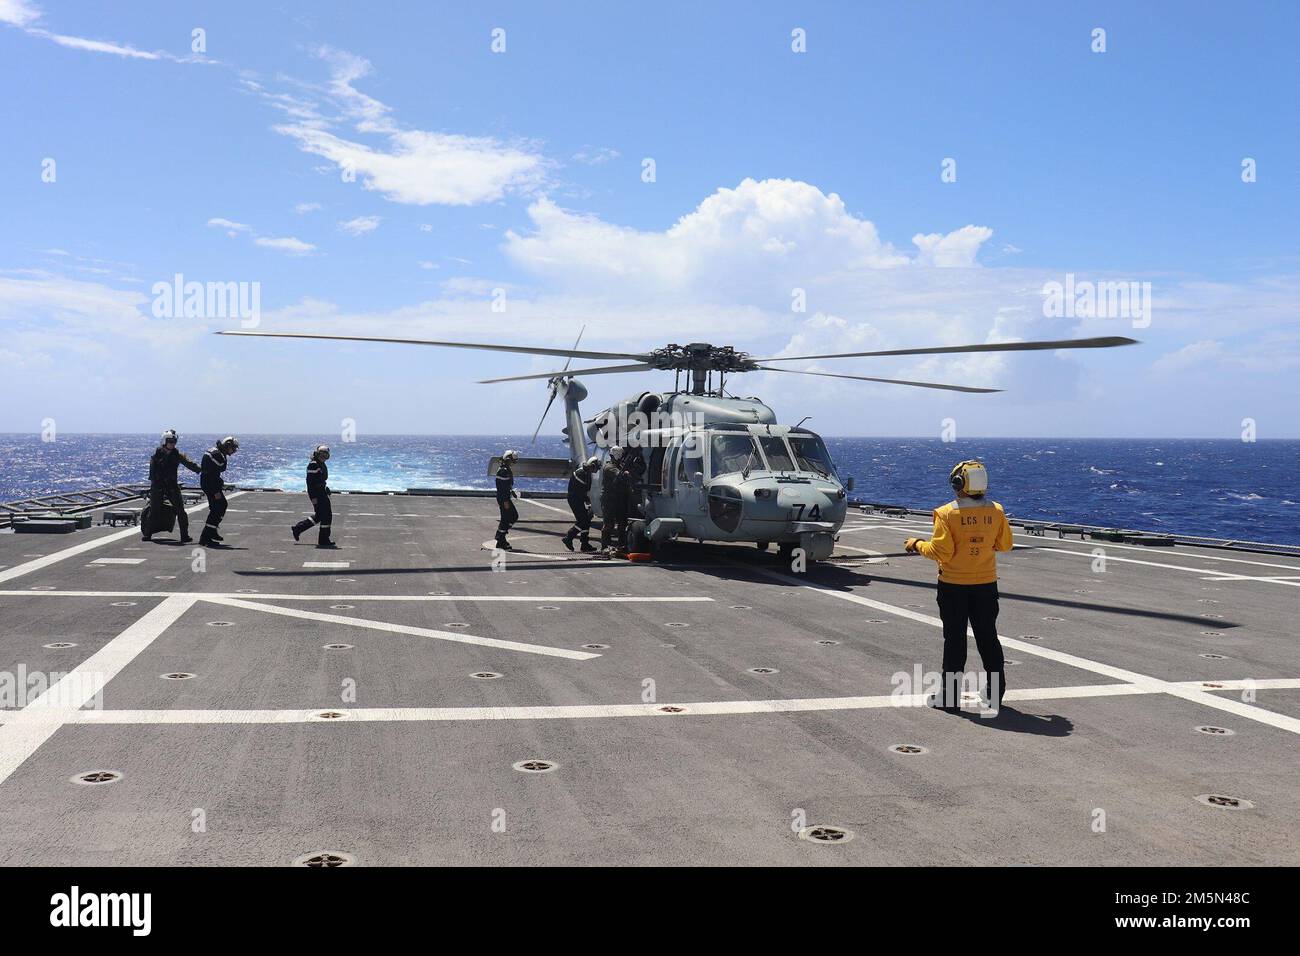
0 0 1297 439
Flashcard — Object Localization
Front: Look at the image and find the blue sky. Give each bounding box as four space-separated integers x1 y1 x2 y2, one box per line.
1 0 1296 438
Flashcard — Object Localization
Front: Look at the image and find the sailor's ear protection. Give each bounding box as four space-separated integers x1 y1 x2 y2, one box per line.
949 462 966 492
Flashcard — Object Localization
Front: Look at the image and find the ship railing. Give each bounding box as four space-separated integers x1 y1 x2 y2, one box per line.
851 499 1300 559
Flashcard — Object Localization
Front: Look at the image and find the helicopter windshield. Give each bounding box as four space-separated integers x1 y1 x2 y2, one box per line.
757 436 795 472
789 434 838 478
709 433 761 478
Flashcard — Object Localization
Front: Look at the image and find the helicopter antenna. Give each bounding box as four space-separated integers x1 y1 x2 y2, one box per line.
795 416 812 429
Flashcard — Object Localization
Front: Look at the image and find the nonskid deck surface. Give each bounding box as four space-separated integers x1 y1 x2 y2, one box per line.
0 491 1296 866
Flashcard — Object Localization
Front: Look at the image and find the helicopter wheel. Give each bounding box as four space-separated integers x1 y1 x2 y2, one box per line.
627 520 652 555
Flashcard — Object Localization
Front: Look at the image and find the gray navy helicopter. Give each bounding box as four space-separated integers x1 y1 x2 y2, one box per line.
219 329 1136 561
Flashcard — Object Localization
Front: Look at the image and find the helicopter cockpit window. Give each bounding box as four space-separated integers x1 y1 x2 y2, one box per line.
709 433 761 478
789 434 838 478
757 436 795 472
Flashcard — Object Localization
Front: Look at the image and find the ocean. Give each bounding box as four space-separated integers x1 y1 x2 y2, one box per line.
1 434 1296 545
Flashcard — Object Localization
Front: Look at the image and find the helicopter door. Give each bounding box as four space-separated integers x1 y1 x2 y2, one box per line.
676 435 706 514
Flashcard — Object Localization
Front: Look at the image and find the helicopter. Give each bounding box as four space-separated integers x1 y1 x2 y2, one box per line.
217 329 1136 560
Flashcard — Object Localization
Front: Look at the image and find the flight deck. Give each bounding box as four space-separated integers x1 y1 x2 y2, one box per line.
0 490 1296 866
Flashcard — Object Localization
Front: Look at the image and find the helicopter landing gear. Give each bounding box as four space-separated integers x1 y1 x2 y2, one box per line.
777 542 796 563
627 519 653 556
756 541 769 552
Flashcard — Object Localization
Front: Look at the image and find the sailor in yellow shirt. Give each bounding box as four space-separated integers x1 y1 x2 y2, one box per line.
904 460 1014 711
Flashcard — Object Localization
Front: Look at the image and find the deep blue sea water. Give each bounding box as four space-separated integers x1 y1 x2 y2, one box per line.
1 434 1296 545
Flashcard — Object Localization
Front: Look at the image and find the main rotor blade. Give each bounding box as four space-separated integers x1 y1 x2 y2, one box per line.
753 335 1138 362
217 330 649 362
755 365 1001 393
479 363 657 384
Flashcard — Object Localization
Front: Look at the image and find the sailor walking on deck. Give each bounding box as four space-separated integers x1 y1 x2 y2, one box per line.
291 445 336 548
495 449 520 550
144 429 201 543
904 460 1014 712
198 436 238 548
599 446 629 552
561 456 601 552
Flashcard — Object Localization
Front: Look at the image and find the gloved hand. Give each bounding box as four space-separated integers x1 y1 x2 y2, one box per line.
511 489 521 499
904 537 920 554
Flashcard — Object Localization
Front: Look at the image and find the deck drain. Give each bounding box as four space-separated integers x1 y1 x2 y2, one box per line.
815 639 840 646
206 621 234 627
255 566 275 571
664 622 689 628
513 759 558 774
1199 653 1228 660
612 592 631 597
582 643 609 650
1196 794 1253 810
154 575 176 580
311 710 348 720
1017 634 1042 641
1201 682 1226 689
864 619 887 624
1198 599 1220 604
1004 659 1021 666
470 671 502 680
1043 616 1065 622
538 605 560 611
236 588 259 593
445 622 470 628
798 824 854 845
335 578 356 583
29 585 56 591
1195 725 1235 736
111 601 137 607
661 643 677 648
71 770 122 786
1073 589 1089 594
730 605 752 610
889 744 929 755
292 850 356 867
658 705 687 713
323 643 354 651
329 604 354 610
747 667 779 675
43 642 77 649
1200 631 1223 637
428 591 450 596
160 672 196 680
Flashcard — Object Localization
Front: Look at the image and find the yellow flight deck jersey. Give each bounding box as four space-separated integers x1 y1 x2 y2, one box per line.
915 497 1014 584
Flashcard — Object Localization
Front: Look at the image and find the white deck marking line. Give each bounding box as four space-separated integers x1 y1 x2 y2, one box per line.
200 596 600 660
0 594 196 787
1196 574 1300 587
833 544 889 563
517 498 572 515
60 677 1300 726
0 591 713 602
746 565 1300 736
88 558 146 565
1029 547 1300 588
302 561 350 569
0 491 245 586
859 516 1300 572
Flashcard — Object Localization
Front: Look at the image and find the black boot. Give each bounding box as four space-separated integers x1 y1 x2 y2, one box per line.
199 530 213 547
210 529 224 542
495 533 513 551
292 519 312 542
579 536 596 553
561 531 576 551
